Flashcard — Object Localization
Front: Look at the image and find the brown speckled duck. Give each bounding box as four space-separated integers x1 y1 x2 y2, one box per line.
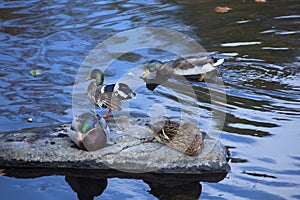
142 56 224 86
151 119 204 156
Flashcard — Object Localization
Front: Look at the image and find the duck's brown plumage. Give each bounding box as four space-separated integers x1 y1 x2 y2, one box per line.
142 56 224 88
171 56 212 70
86 69 135 118
151 119 204 156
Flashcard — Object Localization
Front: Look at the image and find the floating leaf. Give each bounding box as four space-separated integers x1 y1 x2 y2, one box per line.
183 25 190 30
30 69 42 76
215 6 232 13
0 169 6 176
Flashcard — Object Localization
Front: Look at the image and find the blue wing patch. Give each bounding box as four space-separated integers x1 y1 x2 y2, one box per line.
103 84 115 92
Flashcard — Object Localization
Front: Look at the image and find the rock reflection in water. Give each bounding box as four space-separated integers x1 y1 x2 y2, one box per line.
65 176 202 200
144 180 202 200
65 176 107 200
2 168 227 200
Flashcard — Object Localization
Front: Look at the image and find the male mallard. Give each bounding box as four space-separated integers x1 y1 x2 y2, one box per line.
67 112 110 151
151 119 204 156
142 56 224 82
85 69 136 118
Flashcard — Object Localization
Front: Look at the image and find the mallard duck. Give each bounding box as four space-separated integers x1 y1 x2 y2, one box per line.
85 69 136 118
67 112 110 151
151 119 204 156
142 56 224 82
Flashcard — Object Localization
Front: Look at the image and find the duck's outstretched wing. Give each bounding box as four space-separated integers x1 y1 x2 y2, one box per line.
96 91 122 110
95 85 122 110
114 83 136 100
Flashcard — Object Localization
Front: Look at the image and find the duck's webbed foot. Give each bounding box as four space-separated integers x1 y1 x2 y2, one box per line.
102 109 112 119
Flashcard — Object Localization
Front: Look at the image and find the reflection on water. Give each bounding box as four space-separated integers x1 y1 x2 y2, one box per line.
0 0 300 199
2 168 216 200
65 176 107 200
145 180 202 200
66 176 202 200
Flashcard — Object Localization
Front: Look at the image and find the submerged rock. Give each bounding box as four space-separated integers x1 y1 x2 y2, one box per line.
0 113 230 175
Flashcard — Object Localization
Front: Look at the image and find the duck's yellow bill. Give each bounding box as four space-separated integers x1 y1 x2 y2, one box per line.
141 70 151 78
85 76 92 81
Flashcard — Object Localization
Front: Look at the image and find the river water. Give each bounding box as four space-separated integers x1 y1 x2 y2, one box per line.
0 0 299 199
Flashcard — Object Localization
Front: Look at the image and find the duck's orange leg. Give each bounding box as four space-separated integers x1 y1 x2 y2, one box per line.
102 109 112 118
198 74 205 82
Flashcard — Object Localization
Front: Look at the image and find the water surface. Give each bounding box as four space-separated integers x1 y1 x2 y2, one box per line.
0 0 300 199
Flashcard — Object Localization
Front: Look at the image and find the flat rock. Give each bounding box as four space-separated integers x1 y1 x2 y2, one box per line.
0 113 230 180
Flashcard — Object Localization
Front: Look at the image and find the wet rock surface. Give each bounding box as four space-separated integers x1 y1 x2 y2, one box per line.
0 113 230 177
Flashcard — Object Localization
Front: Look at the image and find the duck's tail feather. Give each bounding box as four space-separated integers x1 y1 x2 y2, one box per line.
212 58 224 67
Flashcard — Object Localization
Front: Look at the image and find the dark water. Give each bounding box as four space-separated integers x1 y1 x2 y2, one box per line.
1 0 300 199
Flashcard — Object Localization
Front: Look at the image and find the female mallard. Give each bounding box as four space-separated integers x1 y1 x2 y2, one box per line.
151 119 204 156
67 112 110 151
85 69 136 118
142 56 224 82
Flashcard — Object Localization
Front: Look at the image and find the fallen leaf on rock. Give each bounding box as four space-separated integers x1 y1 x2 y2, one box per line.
0 169 6 176
215 6 232 13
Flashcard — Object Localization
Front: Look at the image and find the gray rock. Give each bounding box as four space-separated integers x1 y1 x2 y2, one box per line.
0 113 230 177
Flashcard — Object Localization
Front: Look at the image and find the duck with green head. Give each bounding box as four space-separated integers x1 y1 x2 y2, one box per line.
85 69 136 118
142 56 224 90
68 111 110 151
